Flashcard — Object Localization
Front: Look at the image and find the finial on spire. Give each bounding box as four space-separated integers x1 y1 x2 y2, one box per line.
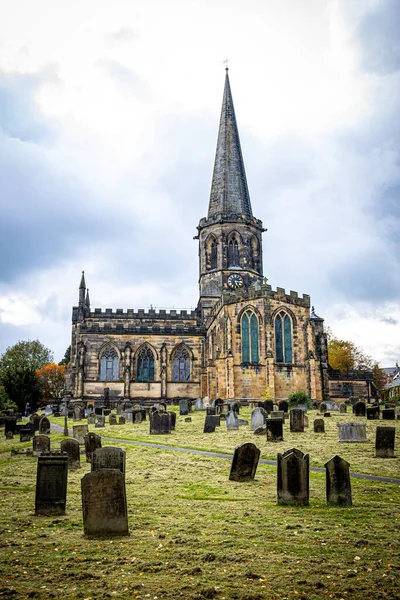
79 270 86 290
223 58 229 72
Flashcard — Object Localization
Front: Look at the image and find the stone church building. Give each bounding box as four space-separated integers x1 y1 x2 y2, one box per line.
67 70 333 404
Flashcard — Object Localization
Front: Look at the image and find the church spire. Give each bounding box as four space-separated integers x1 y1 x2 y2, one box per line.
79 271 86 307
207 69 252 219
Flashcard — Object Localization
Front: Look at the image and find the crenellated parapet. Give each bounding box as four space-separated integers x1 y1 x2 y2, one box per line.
72 306 200 324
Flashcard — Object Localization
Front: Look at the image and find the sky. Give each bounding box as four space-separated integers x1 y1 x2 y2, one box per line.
0 0 399 365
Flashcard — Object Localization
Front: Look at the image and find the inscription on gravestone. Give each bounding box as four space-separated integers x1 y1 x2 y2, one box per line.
73 424 89 445
325 455 352 505
81 470 129 537
150 411 171 434
35 454 68 515
290 409 304 432
229 443 260 482
338 422 367 442
92 447 126 473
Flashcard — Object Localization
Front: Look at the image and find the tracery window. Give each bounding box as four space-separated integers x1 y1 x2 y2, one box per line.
100 346 119 381
241 310 259 363
173 346 191 382
228 237 239 267
210 240 218 269
275 311 293 363
137 346 155 382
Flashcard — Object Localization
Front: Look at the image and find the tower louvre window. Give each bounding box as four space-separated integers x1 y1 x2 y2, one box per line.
241 310 259 363
275 312 293 363
173 346 191 382
210 240 218 269
228 237 239 267
137 346 155 382
100 346 119 381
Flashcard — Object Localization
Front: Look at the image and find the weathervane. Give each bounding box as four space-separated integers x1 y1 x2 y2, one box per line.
223 58 229 71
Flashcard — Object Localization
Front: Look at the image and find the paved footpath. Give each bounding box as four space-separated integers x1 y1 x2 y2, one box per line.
51 423 400 485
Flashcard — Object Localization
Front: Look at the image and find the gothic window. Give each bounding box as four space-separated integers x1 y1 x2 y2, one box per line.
251 236 259 270
275 311 293 363
137 346 155 382
210 240 218 269
100 346 119 381
173 346 191 382
228 237 239 267
241 310 259 363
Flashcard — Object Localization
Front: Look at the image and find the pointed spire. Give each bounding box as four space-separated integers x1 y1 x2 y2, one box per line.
208 69 252 219
85 288 90 308
79 271 86 289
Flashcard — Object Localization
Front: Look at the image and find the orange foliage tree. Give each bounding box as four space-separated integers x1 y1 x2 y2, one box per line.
35 363 66 406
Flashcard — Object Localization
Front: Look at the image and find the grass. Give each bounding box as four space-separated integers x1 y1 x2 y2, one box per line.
0 409 399 599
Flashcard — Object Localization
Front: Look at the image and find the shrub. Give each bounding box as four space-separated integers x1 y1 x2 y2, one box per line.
287 390 311 408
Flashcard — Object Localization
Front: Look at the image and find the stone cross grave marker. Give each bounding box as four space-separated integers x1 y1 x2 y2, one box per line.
73 424 89 445
226 411 239 430
277 448 309 505
251 408 265 431
84 432 102 463
33 434 50 456
229 442 261 482
375 426 395 458
324 455 352 505
313 418 325 433
35 454 68 515
39 416 51 435
290 409 304 432
92 446 126 473
60 438 81 469
267 418 283 442
81 470 129 537
338 422 367 442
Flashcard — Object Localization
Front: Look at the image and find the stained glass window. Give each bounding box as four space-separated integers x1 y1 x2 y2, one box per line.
275 312 293 363
173 346 190 382
137 346 155 382
100 347 119 381
241 310 259 363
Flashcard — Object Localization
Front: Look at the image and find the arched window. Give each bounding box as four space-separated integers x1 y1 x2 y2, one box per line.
137 346 155 382
173 346 191 382
228 237 239 267
275 311 293 363
100 346 119 381
241 310 259 363
210 240 218 269
250 236 259 271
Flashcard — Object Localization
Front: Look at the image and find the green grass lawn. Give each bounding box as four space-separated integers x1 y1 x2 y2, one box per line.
0 409 399 600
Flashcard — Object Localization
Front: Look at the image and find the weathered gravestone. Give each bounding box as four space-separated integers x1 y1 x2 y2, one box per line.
194 398 203 410
267 418 283 442
45 405 53 416
31 414 41 431
339 404 347 413
367 406 380 420
338 422 367 442
60 438 81 469
94 407 103 416
39 416 51 435
118 416 126 425
35 454 68 515
73 424 89 445
229 442 260 482
133 410 143 424
204 415 217 433
263 400 274 413
382 409 395 420
150 411 171 435
184 417 192 422
314 418 325 433
226 411 239 430
73 406 82 422
5 431 13 440
375 426 396 458
5 417 17 436
84 432 102 463
206 406 216 416
271 410 285 420
325 455 352 505
103 409 111 417
304 415 309 428
168 411 176 431
354 401 366 417
122 411 133 423
251 408 265 431
278 400 289 413
95 416 105 428
277 448 309 505
20 427 33 442
290 409 304 432
109 414 117 425
92 446 126 473
179 399 189 415
81 470 129 536
324 412 331 418
33 435 50 456
88 414 96 425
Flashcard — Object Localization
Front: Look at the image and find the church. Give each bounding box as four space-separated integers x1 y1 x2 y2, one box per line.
66 69 333 404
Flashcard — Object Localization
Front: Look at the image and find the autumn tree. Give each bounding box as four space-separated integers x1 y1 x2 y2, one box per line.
36 363 66 406
328 338 373 373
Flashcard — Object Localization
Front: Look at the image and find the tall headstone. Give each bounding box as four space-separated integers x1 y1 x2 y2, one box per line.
73 424 89 445
251 408 265 431
203 415 217 433
313 418 325 433
33 434 50 456
84 432 102 463
179 399 189 415
60 438 81 469
150 411 171 434
267 418 283 442
39 416 51 435
226 411 239 430
92 447 126 473
35 454 68 515
338 422 367 442
168 411 176 431
375 426 395 458
290 409 304 432
277 448 309 506
354 401 366 417
229 443 260 482
324 455 352 505
81 470 129 536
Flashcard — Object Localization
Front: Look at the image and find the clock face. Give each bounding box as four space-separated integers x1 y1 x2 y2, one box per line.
228 274 244 289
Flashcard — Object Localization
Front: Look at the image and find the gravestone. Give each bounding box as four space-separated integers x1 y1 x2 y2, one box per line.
367 406 380 420
104 409 111 417
33 434 50 456
382 409 395 420
150 411 171 434
277 448 309 505
304 415 309 428
184 417 192 422
35 454 68 515
39 416 51 435
290 409 304 432
5 417 17 436
95 415 105 428
45 405 53 416
206 407 216 416
159 402 167 411
194 398 203 410
253 427 266 435
263 400 274 413
73 406 81 422
251 408 265 431
338 422 367 442
122 411 133 423
88 414 96 425
116 403 122 415
5 431 13 439
266 418 283 442
73 424 89 445
60 438 81 469
179 399 189 415
31 414 41 431
325 455 352 505
324 412 331 418
92 446 126 473
94 407 103 416
133 410 143 424
84 432 102 463
375 426 395 458
20 427 33 442
278 400 289 413
168 411 176 430
81 470 129 536
354 401 366 417
271 410 284 420
229 442 260 482
204 415 217 433
339 404 347 413
314 418 325 433
215 399 224 414
118 416 126 425
230 402 240 414
109 414 117 425
226 411 239 430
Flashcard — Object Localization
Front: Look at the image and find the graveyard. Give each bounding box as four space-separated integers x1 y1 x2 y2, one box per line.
0 404 399 599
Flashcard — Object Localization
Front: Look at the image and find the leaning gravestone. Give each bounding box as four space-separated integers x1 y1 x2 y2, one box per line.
60 438 81 469
226 411 239 430
338 422 367 442
324 455 352 505
203 415 217 433
150 411 171 434
290 409 304 432
35 454 68 515
251 408 265 431
354 401 366 417
81 470 129 536
92 446 126 473
33 434 50 456
266 418 283 442
168 411 176 431
277 448 309 505
95 416 105 428
84 432 102 463
179 399 189 416
229 442 261 482
313 418 325 433
382 409 395 420
39 416 51 435
73 424 89 445
375 426 396 458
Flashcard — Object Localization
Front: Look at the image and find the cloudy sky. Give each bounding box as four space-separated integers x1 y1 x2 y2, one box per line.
0 0 399 365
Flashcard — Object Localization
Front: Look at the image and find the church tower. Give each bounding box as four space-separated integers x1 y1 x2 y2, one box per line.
197 69 265 317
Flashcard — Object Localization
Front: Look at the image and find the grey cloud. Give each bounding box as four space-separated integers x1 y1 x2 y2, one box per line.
379 316 398 326
97 59 148 95
106 27 136 45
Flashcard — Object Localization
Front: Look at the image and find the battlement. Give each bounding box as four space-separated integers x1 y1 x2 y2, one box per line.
79 321 205 336
92 307 197 318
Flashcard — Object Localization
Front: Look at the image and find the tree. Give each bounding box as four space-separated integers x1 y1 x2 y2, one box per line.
0 385 17 411
328 337 373 373
36 363 66 406
0 340 54 412
59 345 71 366
371 362 387 393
